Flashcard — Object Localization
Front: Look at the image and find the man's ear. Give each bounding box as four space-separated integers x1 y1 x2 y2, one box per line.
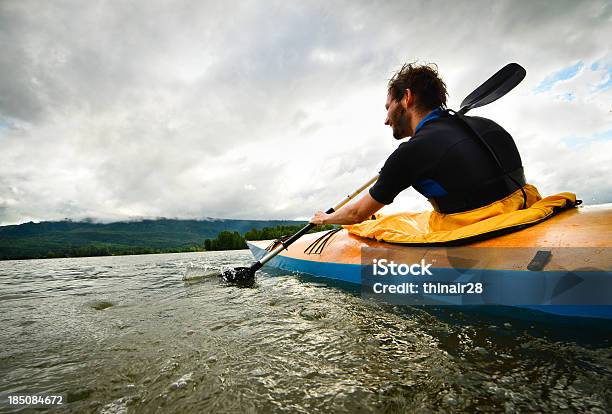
402 88 413 109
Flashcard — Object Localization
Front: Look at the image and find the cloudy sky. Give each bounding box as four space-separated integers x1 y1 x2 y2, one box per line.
0 0 610 225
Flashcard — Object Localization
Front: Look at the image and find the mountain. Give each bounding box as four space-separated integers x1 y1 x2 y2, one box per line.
0 218 306 260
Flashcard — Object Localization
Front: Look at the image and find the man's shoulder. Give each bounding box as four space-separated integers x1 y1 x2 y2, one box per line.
463 115 507 132
419 114 509 138
393 119 465 156
412 116 468 142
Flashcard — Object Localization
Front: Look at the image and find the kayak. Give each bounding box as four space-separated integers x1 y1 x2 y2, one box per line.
247 204 612 320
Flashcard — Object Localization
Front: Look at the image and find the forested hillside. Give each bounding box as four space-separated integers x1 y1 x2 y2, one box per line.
0 218 307 260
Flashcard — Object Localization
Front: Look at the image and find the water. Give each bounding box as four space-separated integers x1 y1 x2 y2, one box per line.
1 251 611 413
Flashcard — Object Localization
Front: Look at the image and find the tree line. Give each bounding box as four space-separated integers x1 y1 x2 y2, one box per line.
1 244 204 261
1 223 339 259
203 224 337 251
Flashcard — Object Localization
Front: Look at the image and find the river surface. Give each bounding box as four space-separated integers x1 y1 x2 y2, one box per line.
1 250 612 413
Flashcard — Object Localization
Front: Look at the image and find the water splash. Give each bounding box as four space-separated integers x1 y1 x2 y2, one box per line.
182 262 220 283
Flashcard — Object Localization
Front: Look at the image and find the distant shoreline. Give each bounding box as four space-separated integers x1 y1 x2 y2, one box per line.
0 219 334 261
0 247 252 262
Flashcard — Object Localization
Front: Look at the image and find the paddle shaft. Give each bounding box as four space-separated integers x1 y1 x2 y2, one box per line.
250 174 379 272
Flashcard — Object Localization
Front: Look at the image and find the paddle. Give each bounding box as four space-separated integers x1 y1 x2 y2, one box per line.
458 63 526 115
221 175 379 286
221 63 527 285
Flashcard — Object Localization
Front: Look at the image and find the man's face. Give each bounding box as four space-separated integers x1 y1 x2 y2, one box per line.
384 92 410 140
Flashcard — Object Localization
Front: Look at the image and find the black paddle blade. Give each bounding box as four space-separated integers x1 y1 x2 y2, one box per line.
219 266 255 287
459 63 526 115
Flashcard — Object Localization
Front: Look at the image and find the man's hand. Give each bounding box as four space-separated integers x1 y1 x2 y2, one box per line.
309 193 385 226
309 211 329 225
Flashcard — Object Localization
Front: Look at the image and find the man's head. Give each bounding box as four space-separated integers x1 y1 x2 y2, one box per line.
385 62 448 139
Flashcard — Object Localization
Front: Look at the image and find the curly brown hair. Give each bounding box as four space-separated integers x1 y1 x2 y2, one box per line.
388 62 448 111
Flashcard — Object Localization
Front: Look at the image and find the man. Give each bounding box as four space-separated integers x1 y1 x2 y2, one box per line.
310 62 526 228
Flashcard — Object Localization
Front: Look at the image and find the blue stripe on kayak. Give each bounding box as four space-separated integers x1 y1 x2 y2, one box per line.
248 242 361 284
247 243 612 320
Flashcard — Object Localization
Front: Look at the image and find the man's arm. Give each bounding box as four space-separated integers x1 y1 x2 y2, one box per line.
309 193 384 225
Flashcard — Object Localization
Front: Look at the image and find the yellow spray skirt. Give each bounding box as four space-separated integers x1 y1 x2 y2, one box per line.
344 184 578 245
